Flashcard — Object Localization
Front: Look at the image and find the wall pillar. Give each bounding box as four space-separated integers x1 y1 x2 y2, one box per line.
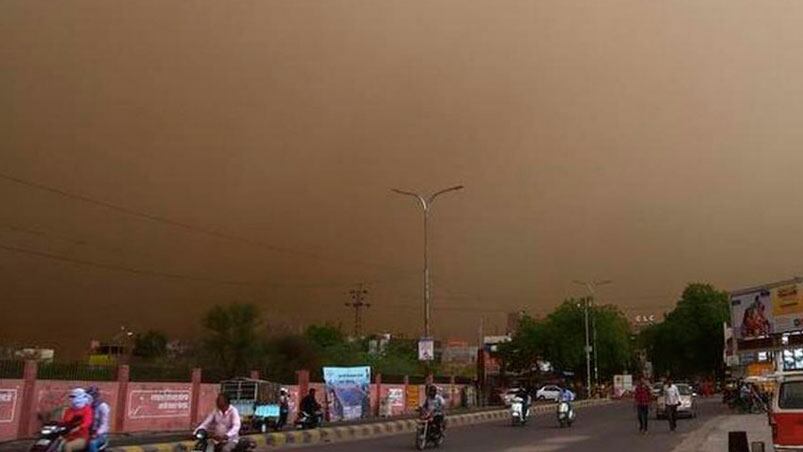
114 365 130 433
18 360 37 438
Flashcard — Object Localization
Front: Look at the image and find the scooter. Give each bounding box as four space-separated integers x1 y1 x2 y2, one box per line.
557 401 575 428
294 411 323 430
29 420 107 452
414 411 444 450
192 429 256 452
510 396 529 426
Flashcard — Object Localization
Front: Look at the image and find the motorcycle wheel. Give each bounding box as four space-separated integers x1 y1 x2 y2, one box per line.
435 434 444 448
415 434 427 450
559 419 567 428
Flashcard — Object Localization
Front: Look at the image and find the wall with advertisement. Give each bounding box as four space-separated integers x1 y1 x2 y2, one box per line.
124 383 192 432
0 380 23 441
731 280 803 340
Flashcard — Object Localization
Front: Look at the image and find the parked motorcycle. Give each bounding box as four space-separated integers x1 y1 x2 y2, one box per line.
414 411 444 450
29 419 106 452
510 396 529 426
557 401 575 428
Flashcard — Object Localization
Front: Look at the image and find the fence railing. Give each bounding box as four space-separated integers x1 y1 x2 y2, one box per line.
36 362 116 381
0 360 24 379
129 365 193 383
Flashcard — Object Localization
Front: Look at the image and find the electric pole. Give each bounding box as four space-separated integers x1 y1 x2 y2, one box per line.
345 284 370 338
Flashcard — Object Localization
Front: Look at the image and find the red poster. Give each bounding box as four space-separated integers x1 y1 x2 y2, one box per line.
128 390 191 419
0 390 17 423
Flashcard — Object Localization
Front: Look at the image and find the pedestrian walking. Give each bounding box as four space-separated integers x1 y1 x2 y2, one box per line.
634 377 652 434
664 377 681 432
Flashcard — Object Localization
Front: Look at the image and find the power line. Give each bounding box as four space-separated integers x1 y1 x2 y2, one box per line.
0 171 410 273
0 243 375 290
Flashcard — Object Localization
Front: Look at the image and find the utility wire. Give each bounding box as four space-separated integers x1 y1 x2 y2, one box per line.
0 242 394 290
0 171 410 273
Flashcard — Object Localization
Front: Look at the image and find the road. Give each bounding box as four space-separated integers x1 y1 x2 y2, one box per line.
299 399 726 452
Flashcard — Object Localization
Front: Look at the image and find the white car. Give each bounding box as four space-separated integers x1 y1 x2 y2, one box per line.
536 385 562 401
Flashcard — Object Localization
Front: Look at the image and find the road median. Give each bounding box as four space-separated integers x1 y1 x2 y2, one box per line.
110 399 612 451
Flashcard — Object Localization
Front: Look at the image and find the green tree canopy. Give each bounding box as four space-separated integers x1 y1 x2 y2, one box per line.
132 329 168 360
202 302 263 376
499 299 633 380
639 283 729 378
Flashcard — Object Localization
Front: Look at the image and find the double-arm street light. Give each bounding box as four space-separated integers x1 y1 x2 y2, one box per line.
573 279 612 398
392 185 464 338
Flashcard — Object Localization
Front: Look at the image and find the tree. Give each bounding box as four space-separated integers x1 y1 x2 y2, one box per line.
132 330 168 360
499 299 633 381
305 324 346 349
202 303 263 376
639 283 729 378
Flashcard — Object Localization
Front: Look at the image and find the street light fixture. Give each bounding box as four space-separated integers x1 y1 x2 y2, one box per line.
573 279 612 398
392 185 464 339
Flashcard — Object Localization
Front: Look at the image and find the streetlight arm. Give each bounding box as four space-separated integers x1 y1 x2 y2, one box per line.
428 185 464 204
391 189 427 210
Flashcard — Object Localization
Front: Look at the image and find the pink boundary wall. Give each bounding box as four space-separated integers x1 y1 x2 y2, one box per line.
1 363 473 441
0 380 24 441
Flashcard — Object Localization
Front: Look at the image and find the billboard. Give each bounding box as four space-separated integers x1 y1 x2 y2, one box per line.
731 280 803 340
323 367 371 422
731 289 772 339
418 338 434 361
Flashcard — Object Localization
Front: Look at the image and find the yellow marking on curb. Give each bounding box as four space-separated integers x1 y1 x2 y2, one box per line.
267 432 286 446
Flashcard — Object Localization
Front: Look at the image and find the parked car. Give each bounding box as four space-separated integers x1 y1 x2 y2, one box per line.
655 383 697 419
770 373 803 450
536 385 562 401
651 383 663 397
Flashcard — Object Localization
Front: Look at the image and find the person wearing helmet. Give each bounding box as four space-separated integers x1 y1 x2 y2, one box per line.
277 388 290 430
62 388 94 452
86 386 110 452
421 385 446 432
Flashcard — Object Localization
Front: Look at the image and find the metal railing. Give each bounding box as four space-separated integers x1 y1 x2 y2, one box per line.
37 362 116 381
0 360 24 379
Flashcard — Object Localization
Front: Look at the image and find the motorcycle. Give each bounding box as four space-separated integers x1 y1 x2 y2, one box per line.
557 401 575 428
510 396 529 426
192 428 256 452
294 411 323 430
29 420 107 452
415 411 444 450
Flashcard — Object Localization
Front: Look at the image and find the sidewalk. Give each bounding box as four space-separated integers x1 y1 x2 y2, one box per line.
673 413 772 452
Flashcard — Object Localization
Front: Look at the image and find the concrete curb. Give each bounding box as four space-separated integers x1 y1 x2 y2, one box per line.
110 399 612 451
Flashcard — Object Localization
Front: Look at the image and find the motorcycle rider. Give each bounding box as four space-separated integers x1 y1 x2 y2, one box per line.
85 386 110 452
195 393 241 452
420 385 446 434
299 388 322 427
62 388 94 452
277 388 290 430
514 387 532 420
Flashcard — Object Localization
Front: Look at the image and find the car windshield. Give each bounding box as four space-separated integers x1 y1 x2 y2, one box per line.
677 384 692 396
779 381 803 409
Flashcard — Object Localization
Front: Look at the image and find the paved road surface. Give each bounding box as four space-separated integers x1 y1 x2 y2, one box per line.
300 399 726 452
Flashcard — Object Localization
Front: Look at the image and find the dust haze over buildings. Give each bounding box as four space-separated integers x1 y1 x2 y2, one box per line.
3 1 803 356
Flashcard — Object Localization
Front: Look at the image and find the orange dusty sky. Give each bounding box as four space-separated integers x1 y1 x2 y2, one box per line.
3 1 803 356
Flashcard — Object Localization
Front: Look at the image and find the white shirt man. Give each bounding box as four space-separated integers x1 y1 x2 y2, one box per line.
664 383 680 406
196 395 241 451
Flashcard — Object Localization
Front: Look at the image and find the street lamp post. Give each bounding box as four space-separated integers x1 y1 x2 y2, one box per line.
392 185 463 339
573 279 612 398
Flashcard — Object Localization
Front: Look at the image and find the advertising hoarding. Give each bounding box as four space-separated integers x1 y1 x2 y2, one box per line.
731 280 803 340
322 367 371 422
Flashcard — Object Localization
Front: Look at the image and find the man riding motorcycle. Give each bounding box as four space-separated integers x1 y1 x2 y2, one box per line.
195 393 241 452
420 385 446 433
515 387 532 421
298 388 322 428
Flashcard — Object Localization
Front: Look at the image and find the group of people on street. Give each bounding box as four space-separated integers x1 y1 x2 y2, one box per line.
633 377 682 434
59 386 110 452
